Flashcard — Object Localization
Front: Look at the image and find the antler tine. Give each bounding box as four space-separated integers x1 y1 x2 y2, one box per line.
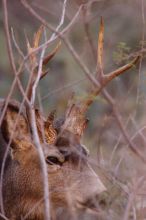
62 100 89 138
62 18 140 138
25 26 61 139
83 18 140 109
104 55 140 82
82 55 140 110
97 16 104 79
43 41 61 66
27 42 61 101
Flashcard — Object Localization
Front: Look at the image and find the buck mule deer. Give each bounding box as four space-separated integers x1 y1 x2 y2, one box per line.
0 19 139 220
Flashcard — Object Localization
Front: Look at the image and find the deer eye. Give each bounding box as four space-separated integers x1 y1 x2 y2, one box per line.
46 156 62 166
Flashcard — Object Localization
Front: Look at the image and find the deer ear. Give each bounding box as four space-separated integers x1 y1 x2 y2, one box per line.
1 103 30 149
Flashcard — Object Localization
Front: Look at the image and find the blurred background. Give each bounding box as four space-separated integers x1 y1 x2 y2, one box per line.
0 0 146 219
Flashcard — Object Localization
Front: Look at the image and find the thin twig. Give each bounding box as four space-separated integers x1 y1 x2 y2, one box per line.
82 4 96 62
50 0 68 41
24 1 69 219
130 118 146 145
113 106 146 163
123 177 146 220
11 28 25 59
0 213 9 220
136 0 145 105
41 77 86 101
26 30 51 220
2 0 31 102
109 116 131 166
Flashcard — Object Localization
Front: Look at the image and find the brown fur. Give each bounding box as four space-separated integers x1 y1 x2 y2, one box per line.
0 101 106 220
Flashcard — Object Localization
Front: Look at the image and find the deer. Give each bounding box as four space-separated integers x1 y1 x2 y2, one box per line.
0 19 139 220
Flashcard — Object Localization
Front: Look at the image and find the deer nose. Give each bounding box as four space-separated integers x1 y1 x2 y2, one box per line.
76 190 108 214
85 164 106 194
75 164 107 212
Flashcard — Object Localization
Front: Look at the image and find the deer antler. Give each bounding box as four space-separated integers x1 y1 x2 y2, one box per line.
62 18 140 138
26 26 61 100
25 26 61 143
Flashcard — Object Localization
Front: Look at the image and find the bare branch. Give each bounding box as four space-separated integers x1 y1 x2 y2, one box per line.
2 0 16 74
50 0 68 41
2 0 30 104
0 213 9 220
136 0 145 105
26 32 51 220
11 28 25 59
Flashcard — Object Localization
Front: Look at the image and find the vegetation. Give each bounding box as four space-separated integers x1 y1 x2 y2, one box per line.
0 0 146 219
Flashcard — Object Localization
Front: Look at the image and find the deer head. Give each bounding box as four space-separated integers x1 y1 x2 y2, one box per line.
0 19 139 220
0 100 106 220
